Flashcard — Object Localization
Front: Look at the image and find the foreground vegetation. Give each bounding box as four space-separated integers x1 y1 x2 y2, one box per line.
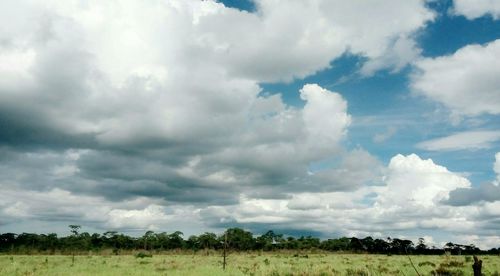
1 252 499 275
3 226 500 275
2 226 499 255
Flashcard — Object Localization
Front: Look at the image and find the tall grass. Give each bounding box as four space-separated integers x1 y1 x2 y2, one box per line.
0 253 499 275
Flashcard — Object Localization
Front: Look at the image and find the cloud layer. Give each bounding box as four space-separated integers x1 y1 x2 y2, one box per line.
0 0 499 248
417 130 500 151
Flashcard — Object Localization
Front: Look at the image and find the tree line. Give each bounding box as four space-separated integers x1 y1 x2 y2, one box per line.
1 226 498 255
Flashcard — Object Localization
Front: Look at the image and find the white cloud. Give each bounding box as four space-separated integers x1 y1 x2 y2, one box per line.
287 194 326 210
2 0 498 247
360 35 422 76
453 0 500 19
412 39 500 118
0 187 203 234
417 130 500 151
0 0 432 150
377 154 471 208
107 205 168 231
199 154 500 247
300 84 351 154
0 48 36 89
2 151 488 246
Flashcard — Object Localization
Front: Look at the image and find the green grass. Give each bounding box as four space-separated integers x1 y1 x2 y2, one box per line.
0 253 499 275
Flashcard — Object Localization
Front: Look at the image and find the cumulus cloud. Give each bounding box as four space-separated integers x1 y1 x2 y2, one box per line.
453 0 500 19
376 154 471 208
2 0 498 247
300 84 351 152
416 130 500 151
0 0 433 155
0 0 434 165
198 154 500 247
0 186 203 234
411 39 500 118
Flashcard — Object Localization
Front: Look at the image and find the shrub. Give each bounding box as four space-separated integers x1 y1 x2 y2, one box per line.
431 266 464 276
418 261 436 267
345 268 368 276
440 261 464 268
135 252 153 258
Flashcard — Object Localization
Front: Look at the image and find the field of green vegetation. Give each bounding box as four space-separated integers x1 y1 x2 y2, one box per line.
1 253 499 276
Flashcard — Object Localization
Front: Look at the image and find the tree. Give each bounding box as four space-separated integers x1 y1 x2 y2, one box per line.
416 237 427 253
198 232 218 249
68 225 82 265
256 230 283 251
168 231 184 249
224 228 254 250
69 225 81 236
141 231 155 250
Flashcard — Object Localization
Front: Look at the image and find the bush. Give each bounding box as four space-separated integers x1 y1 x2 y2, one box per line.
431 266 464 276
135 252 152 258
345 268 368 276
440 261 464 268
418 261 436 267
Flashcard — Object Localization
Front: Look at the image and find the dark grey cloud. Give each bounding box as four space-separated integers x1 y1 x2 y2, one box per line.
0 108 96 150
445 183 500 206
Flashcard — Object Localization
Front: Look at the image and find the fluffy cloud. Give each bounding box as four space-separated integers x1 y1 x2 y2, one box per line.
1 0 376 211
300 84 351 152
411 39 500 118
2 0 498 247
416 130 500 151
376 154 471 208
199 154 500 247
0 185 204 234
0 0 433 151
453 0 500 19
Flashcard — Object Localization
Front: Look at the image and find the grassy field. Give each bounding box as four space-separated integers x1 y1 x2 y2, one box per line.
1 252 499 275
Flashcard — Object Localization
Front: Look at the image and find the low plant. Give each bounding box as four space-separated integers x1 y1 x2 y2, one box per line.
135 252 153 258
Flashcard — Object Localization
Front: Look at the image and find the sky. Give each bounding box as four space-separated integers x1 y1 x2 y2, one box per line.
0 0 500 249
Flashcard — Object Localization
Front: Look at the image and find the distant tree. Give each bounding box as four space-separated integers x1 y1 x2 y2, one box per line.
285 236 299 249
224 228 254 250
416 237 427 253
349 237 364 252
69 225 81 236
390 238 414 254
370 239 387 253
0 233 17 252
168 231 184 249
198 232 218 249
256 230 284 251
0 228 490 254
141 231 155 250
156 232 169 250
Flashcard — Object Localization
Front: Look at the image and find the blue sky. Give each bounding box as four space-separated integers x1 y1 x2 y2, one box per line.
1 0 500 248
